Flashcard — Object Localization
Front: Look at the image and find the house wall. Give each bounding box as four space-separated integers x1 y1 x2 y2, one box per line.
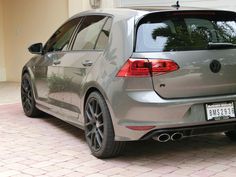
2 0 68 81
68 0 114 17
0 0 6 81
1 0 236 82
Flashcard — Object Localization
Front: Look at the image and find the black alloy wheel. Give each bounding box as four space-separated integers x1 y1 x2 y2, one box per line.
21 73 42 117
85 97 104 151
84 91 126 158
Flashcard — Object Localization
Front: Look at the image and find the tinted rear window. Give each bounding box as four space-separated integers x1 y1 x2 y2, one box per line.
136 11 236 52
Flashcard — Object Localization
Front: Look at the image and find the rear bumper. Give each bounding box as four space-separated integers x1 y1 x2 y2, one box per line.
110 90 236 141
140 122 236 140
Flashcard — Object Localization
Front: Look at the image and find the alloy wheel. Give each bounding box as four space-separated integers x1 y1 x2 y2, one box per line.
85 98 104 151
21 77 33 113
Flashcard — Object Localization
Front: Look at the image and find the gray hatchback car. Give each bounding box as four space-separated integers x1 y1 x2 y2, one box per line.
21 6 236 158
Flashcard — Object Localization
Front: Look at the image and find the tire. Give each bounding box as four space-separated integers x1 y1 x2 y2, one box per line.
21 73 43 117
225 130 236 141
84 91 126 158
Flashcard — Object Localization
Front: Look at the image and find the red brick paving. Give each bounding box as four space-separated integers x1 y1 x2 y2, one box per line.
1 103 236 177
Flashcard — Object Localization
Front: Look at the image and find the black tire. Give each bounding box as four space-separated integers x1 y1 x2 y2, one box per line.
21 73 43 117
225 131 236 141
84 91 126 158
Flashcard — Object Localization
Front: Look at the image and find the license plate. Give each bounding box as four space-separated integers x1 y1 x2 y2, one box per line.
205 101 235 121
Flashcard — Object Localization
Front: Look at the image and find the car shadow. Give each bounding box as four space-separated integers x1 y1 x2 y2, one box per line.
40 114 236 163
40 115 86 141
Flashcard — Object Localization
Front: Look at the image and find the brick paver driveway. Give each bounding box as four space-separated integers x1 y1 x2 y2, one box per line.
1 103 236 177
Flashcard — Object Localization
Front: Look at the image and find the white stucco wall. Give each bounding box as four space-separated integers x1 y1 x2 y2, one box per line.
69 0 236 18
1 0 236 82
68 0 114 17
3 0 68 81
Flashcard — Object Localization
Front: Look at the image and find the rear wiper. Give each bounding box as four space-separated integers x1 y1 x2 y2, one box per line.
208 42 236 49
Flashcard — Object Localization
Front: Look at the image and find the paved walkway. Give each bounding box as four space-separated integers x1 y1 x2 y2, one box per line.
1 82 236 177
0 82 20 105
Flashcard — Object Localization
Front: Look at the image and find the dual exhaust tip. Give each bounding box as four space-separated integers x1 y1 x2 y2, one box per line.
153 132 183 142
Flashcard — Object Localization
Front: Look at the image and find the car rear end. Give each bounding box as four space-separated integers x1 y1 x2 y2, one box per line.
112 9 236 141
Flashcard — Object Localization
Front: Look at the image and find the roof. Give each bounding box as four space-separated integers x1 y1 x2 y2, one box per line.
69 6 228 22
121 6 210 11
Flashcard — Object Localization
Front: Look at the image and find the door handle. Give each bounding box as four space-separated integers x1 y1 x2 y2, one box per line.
53 60 61 65
82 60 93 67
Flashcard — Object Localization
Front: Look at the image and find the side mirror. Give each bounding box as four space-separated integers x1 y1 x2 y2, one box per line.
28 43 43 54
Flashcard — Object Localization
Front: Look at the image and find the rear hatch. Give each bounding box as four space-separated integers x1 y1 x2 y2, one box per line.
135 10 236 99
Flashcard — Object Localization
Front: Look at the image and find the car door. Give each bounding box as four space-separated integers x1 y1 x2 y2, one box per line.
54 15 112 124
33 18 81 114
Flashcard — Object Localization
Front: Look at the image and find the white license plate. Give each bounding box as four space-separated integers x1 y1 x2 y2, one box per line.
206 102 235 121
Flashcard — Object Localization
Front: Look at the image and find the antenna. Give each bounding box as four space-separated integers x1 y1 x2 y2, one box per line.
172 1 180 9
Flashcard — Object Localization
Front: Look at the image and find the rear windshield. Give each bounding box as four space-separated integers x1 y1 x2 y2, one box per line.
136 11 236 52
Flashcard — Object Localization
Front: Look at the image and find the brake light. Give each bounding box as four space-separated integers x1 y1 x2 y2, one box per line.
116 59 151 77
116 58 179 77
151 59 179 76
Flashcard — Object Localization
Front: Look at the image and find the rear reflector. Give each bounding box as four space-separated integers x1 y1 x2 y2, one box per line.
116 58 179 77
126 126 156 131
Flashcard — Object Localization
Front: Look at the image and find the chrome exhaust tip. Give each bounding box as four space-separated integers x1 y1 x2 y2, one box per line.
171 132 183 141
153 133 170 142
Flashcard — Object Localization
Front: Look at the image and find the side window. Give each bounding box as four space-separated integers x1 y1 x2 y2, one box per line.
72 16 107 51
44 18 80 53
95 17 112 50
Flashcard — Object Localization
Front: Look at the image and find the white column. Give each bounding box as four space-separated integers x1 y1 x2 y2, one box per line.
68 0 116 17
68 0 84 17
113 0 122 7
101 0 114 8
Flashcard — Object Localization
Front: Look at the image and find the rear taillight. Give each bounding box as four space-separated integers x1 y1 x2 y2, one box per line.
116 59 151 77
116 58 179 77
151 59 179 76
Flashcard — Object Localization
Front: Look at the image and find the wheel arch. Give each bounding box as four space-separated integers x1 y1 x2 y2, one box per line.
82 83 115 126
83 84 109 113
22 66 35 80
22 66 29 78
